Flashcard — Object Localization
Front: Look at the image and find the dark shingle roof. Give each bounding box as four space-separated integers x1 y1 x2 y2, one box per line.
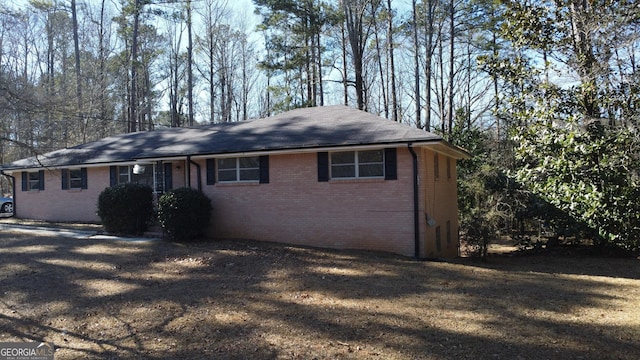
1 105 466 170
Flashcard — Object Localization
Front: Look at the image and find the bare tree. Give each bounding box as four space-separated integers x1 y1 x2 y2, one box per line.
386 0 397 122
412 0 421 128
70 0 84 140
186 0 194 126
342 0 374 111
195 0 227 123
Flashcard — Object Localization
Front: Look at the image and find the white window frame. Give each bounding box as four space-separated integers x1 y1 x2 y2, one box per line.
330 149 385 179
28 172 41 191
217 156 260 183
116 164 156 188
118 166 131 184
68 168 83 189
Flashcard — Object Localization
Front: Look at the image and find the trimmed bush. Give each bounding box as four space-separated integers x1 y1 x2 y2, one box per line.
97 183 154 235
157 187 212 242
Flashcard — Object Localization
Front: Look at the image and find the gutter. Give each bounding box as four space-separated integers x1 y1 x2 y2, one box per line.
407 144 420 259
0 170 16 218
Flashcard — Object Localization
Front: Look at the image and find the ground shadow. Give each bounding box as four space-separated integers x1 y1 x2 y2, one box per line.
1 230 639 359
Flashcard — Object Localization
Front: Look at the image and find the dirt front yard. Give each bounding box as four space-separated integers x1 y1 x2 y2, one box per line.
1 227 639 359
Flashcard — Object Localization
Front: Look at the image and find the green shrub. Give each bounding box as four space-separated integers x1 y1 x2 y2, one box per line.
97 183 154 235
157 187 212 242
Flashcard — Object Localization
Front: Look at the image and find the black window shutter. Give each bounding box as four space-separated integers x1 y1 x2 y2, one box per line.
62 169 69 190
317 152 329 182
81 168 88 189
164 163 173 190
206 159 216 185
21 172 27 191
259 155 269 184
38 170 45 190
385 148 397 180
109 166 117 186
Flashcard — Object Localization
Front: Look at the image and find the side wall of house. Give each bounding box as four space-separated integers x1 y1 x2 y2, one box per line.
197 148 417 256
420 148 460 258
9 148 461 258
12 163 187 223
13 168 110 223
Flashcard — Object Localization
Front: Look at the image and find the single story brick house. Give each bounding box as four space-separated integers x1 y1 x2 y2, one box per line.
0 105 469 258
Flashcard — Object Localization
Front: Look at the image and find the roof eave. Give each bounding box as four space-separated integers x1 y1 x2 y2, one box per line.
418 141 472 160
0 140 470 173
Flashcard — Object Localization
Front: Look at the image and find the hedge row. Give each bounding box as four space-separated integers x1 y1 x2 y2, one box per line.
97 184 212 242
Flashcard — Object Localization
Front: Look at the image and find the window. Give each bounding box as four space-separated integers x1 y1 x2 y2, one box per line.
447 157 451 179
69 169 82 189
434 153 440 179
217 156 260 182
62 168 87 190
29 172 41 190
330 150 384 179
207 156 269 185
318 149 396 182
118 166 131 184
22 171 44 191
446 220 451 248
110 165 155 187
436 225 442 252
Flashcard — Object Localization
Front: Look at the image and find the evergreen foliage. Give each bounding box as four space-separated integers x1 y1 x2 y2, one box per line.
97 183 154 235
514 122 640 251
157 187 212 242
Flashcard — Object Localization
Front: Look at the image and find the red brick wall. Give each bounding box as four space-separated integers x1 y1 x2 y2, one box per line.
14 167 110 223
11 146 461 258
196 147 459 257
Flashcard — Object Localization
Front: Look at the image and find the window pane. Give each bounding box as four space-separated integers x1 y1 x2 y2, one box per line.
218 169 237 182
359 163 384 177
69 169 82 188
331 152 354 165
218 158 236 170
132 172 153 187
358 150 383 163
118 166 130 184
239 168 259 181
239 157 259 168
331 164 355 178
28 172 40 190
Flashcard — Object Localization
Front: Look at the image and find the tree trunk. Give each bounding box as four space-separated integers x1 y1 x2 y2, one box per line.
343 0 367 110
448 0 455 134
387 0 398 122
98 0 109 138
372 10 388 118
71 0 84 141
425 0 434 132
568 0 599 119
129 0 141 133
317 32 324 106
412 0 421 129
186 0 194 126
341 24 348 106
